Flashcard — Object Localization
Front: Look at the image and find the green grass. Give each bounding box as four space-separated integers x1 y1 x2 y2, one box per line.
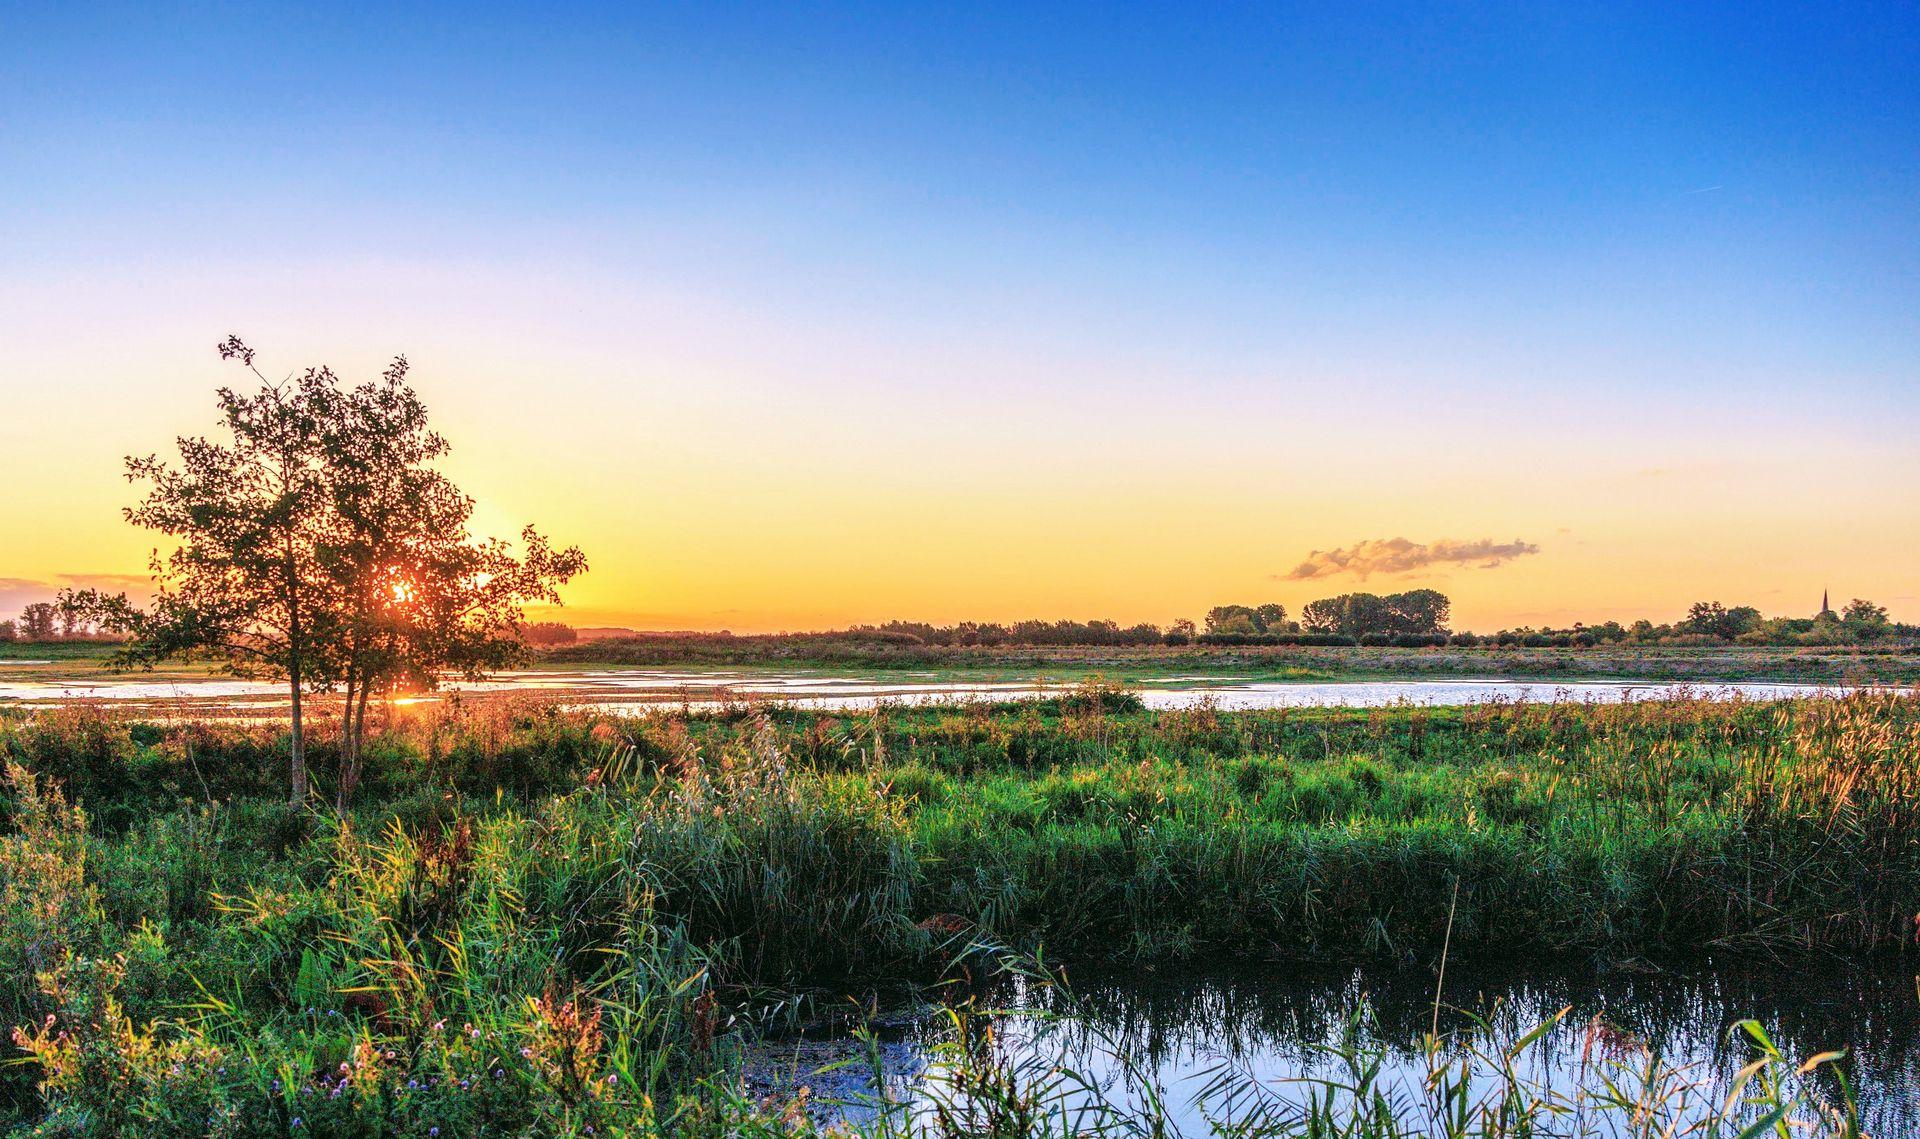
540 636 1920 684
0 690 1907 1135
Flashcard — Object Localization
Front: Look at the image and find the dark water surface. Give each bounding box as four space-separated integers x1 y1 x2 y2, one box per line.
757 957 1919 1134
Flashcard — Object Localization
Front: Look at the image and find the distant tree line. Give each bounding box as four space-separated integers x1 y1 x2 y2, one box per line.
855 619 1169 647
1478 597 1911 647
0 601 125 643
521 591 1914 657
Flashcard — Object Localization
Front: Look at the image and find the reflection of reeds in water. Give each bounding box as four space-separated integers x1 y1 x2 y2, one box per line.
857 955 1877 1138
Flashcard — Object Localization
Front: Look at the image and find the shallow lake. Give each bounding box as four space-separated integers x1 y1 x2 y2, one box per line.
756 958 1919 1134
0 667 1857 713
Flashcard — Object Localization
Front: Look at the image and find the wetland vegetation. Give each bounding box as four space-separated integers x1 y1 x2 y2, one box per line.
0 689 1912 1134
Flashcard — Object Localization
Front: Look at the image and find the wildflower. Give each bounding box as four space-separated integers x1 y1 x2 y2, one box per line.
291 1119 303 1129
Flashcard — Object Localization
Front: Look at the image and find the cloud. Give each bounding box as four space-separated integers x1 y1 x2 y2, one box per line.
1279 537 1541 581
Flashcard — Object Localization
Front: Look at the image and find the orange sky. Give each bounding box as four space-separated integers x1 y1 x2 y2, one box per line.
3 275 1912 633
5 9 1917 631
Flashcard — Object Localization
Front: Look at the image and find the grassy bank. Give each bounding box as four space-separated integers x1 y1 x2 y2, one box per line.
543 637 1920 684
0 691 1908 1134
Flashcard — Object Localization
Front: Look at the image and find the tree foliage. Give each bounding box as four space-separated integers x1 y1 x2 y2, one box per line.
1204 604 1292 636
1299 589 1450 638
63 337 586 804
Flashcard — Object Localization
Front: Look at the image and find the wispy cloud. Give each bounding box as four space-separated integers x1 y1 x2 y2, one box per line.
1279 537 1541 581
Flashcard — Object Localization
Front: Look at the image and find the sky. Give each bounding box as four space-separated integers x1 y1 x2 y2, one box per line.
2 2 1916 631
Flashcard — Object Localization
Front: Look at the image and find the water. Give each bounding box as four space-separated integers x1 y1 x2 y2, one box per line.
756 959 1920 1134
0 666 1853 713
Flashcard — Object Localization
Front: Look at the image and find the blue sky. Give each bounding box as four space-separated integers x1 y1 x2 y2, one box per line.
3 3 1917 627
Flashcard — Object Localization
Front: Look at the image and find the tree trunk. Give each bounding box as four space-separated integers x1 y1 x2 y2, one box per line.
337 673 357 813
289 676 308 805
346 682 374 808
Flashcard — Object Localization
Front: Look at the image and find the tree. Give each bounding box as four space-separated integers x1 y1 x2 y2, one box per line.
0 620 15 643
1682 601 1759 641
522 622 579 647
1204 605 1260 635
1205 603 1290 635
18 604 57 641
64 342 347 802
1842 598 1890 639
1388 589 1450 635
1300 590 1450 638
65 337 587 806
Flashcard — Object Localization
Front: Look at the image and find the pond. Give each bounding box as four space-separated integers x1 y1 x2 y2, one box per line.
752 957 1919 1135
0 667 1855 713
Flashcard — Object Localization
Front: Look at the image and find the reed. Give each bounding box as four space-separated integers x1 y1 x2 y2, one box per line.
0 689 1913 1133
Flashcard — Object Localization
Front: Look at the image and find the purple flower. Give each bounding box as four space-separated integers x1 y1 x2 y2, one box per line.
291 1118 303 1129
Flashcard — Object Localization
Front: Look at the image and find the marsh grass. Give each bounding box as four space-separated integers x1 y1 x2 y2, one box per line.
0 689 1914 1132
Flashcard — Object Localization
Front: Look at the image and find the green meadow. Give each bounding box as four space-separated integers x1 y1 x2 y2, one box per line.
0 688 1908 1134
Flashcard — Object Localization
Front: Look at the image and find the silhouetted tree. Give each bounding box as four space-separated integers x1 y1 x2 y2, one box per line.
18 603 56 641
1842 598 1891 639
64 336 586 805
522 622 579 647
1206 604 1292 635
1682 601 1760 640
1301 590 1450 637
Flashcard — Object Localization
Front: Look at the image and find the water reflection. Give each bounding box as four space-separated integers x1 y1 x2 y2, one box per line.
788 959 1920 1134
0 666 1854 714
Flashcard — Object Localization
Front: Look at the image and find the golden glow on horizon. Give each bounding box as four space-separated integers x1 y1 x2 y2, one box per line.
3 272 1917 634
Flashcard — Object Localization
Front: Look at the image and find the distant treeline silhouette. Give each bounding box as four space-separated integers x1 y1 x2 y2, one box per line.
536 589 1916 656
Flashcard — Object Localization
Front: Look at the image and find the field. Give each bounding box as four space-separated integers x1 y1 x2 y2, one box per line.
548 636 1920 685
0 688 1909 1134
12 636 1920 694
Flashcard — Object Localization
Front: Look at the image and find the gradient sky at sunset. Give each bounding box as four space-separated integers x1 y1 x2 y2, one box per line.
3 4 1916 631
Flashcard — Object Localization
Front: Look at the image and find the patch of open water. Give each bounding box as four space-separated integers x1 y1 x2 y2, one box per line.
0 669 1859 713
752 958 1919 1134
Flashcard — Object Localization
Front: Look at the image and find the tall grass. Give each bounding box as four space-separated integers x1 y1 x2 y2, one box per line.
0 689 1913 1132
